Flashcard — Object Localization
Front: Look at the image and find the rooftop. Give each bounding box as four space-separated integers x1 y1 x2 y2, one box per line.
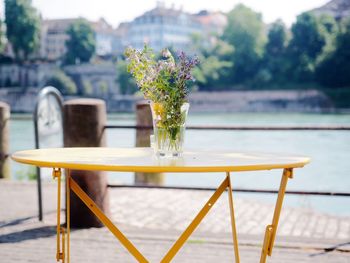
311 0 350 20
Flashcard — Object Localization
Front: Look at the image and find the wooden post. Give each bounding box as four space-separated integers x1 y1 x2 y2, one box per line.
135 101 164 185
63 98 110 228
0 102 10 179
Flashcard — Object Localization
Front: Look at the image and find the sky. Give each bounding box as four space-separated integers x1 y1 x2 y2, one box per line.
0 0 331 27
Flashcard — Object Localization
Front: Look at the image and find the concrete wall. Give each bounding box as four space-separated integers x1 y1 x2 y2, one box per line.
0 64 57 88
64 63 119 97
0 63 120 99
0 88 38 112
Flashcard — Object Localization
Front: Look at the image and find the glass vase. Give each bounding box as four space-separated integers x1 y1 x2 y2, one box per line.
150 102 189 157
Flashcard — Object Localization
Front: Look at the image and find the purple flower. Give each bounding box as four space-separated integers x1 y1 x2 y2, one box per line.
125 45 199 102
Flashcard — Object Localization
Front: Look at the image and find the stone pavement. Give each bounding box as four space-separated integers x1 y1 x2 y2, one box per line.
0 180 349 262
110 187 350 240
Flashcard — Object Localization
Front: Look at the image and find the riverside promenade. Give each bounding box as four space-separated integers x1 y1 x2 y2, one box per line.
0 180 349 262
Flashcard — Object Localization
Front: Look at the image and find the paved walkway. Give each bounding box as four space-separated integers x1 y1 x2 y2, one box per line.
110 187 350 240
0 180 349 262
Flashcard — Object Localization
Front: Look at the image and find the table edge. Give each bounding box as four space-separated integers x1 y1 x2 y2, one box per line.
12 154 310 173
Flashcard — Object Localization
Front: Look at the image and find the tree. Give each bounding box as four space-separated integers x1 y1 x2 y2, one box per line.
318 14 338 34
286 12 327 82
5 0 41 61
82 79 93 95
316 14 339 61
192 39 234 90
0 19 5 53
261 20 289 85
98 80 109 96
65 19 96 64
116 60 138 95
316 19 350 88
222 4 266 85
45 70 77 95
265 20 287 57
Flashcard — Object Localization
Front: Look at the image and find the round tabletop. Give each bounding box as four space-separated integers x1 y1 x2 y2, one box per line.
12 147 310 173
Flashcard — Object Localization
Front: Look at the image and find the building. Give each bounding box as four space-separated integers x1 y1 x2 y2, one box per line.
193 10 228 48
113 22 130 56
39 3 228 60
194 10 227 36
40 18 117 61
0 63 57 88
40 18 78 61
126 2 203 52
30 3 229 61
310 0 350 20
113 3 227 54
90 18 118 56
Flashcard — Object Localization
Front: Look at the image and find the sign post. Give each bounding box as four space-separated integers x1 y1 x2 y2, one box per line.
34 86 63 221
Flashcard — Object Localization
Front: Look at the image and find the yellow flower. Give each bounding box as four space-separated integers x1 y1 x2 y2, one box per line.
153 103 164 116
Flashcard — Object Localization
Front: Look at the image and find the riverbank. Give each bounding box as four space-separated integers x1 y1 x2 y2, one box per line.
1 88 348 113
189 90 334 113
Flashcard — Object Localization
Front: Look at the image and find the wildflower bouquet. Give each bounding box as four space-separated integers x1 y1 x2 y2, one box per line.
125 45 199 156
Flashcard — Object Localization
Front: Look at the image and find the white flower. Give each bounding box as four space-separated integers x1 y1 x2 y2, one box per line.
162 49 171 58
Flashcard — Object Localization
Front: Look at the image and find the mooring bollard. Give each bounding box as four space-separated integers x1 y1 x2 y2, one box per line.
135 101 164 185
0 102 10 179
64 98 110 228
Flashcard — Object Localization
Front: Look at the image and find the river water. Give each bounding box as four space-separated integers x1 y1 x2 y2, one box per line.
9 112 350 216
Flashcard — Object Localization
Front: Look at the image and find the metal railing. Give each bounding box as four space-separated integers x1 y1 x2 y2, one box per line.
104 124 350 131
107 184 350 196
105 124 350 197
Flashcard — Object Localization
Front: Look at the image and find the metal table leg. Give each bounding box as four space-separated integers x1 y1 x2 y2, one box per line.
53 168 65 262
69 177 148 262
54 168 292 262
66 169 70 263
227 172 240 263
68 173 240 262
260 168 293 263
161 174 240 262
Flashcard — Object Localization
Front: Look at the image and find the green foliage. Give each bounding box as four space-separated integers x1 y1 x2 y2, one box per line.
125 45 159 101
316 15 339 62
289 13 326 59
125 45 198 103
45 70 77 95
222 4 266 84
323 87 350 108
265 20 287 57
82 79 93 95
260 20 288 85
116 60 138 95
98 80 109 96
5 0 41 61
316 19 350 88
125 45 198 145
191 4 267 89
16 165 36 181
286 12 327 82
192 6 348 94
65 19 96 64
192 39 234 90
318 14 338 35
190 7 348 92
0 19 5 53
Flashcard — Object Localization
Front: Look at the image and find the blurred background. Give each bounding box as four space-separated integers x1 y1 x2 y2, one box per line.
0 0 349 217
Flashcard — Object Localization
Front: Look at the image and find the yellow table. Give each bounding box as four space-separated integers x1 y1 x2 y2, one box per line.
12 147 310 263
